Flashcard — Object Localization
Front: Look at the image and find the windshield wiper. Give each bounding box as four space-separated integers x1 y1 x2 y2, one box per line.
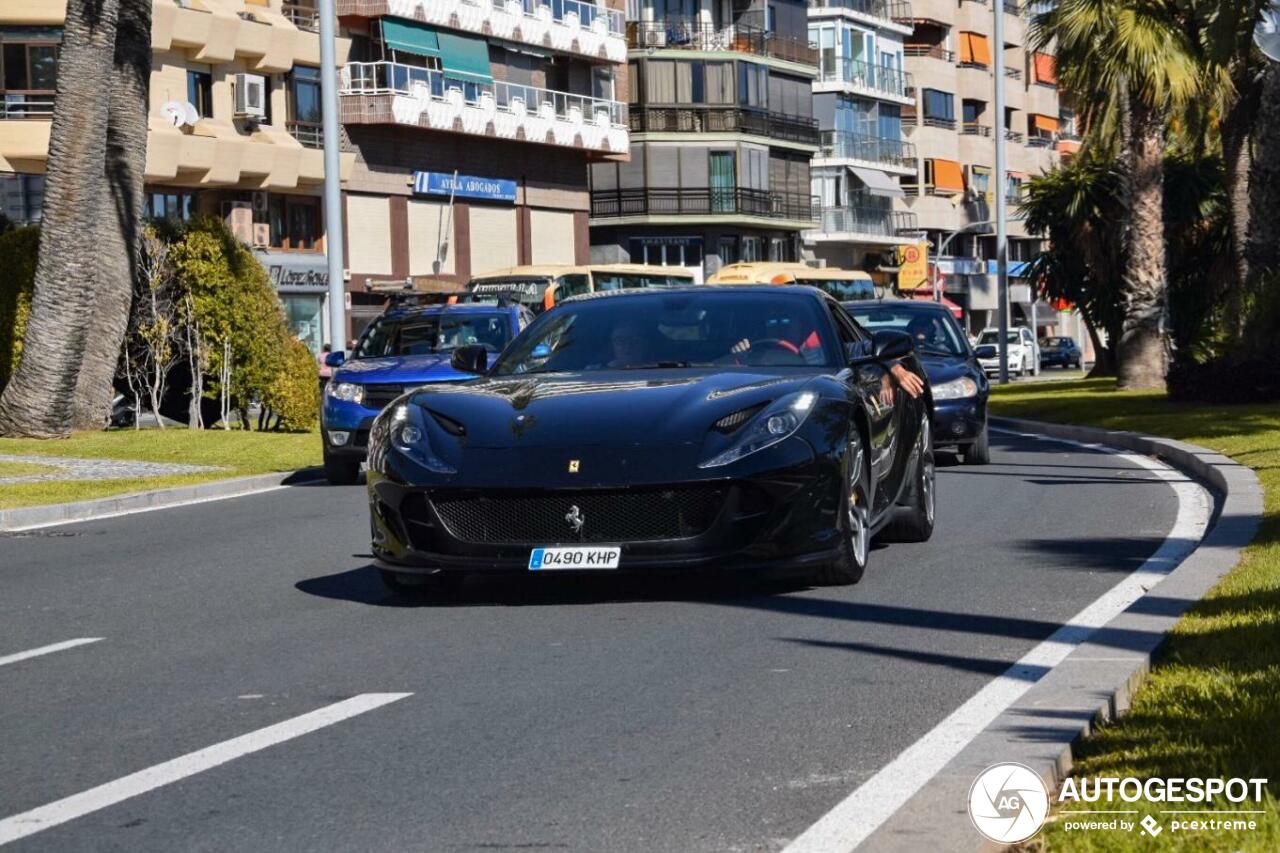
618 361 696 369
916 346 956 357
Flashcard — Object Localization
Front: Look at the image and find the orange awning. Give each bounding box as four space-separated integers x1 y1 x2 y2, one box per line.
932 159 965 192
1033 52 1057 84
1032 114 1058 132
958 33 974 63
1057 138 1081 155
969 33 991 65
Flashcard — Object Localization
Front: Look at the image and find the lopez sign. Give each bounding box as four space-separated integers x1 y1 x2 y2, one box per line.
413 171 517 203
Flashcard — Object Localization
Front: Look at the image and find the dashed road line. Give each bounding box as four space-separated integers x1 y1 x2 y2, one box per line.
0 638 104 669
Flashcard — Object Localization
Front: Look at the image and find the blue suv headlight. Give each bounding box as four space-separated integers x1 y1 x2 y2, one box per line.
327 381 364 405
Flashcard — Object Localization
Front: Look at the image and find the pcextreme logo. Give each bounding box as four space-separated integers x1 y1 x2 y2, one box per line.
968 763 1051 843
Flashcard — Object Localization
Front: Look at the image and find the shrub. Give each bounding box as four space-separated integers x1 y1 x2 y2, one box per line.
0 226 39 391
263 336 320 431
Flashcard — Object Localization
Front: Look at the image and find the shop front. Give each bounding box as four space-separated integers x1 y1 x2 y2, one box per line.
255 250 330 354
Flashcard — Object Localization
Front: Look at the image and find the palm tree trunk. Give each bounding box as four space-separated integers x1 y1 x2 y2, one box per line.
0 0 121 437
1244 64 1280 355
1116 100 1169 390
1218 71 1261 343
71 0 152 430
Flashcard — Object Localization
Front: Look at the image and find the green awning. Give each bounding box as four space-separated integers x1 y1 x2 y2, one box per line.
381 17 440 58
437 31 493 85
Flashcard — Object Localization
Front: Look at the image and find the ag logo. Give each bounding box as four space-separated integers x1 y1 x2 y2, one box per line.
968 763 1050 843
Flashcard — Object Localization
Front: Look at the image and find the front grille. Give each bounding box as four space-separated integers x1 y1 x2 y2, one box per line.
362 383 406 410
429 487 727 544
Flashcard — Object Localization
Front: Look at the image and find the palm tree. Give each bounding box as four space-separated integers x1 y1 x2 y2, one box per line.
1031 0 1199 389
0 0 123 436
72 0 152 429
1244 63 1280 352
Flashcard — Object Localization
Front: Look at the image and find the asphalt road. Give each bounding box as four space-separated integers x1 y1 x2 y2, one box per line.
0 431 1183 852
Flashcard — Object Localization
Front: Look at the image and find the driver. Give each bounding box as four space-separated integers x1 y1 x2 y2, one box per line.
906 315 942 349
605 320 652 368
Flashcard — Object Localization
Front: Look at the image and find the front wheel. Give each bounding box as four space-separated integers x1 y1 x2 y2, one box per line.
882 415 936 543
964 423 990 465
813 434 871 586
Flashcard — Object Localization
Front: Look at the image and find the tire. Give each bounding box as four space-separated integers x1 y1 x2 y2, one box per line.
323 453 361 485
964 423 990 465
813 433 871 585
379 568 464 598
881 415 936 543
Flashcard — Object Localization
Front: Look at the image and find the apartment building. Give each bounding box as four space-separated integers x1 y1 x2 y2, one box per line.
0 0 357 353
333 0 630 334
894 0 1075 330
802 0 916 275
586 0 819 281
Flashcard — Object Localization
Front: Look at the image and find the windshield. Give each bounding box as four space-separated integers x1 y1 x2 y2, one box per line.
847 305 969 357
978 330 1021 345
593 272 691 291
353 312 512 359
796 277 875 301
493 291 842 375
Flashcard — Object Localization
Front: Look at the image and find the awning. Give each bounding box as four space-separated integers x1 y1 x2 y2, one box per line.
1032 114 1059 132
381 17 440 58
847 165 905 198
969 33 991 65
438 31 493 85
931 158 965 193
910 290 963 318
1033 52 1057 84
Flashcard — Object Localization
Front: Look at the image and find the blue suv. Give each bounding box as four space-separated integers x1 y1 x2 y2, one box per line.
321 301 531 483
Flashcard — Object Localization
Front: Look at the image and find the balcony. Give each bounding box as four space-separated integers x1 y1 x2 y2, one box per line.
960 122 991 136
337 0 626 63
808 0 914 28
817 130 916 171
1004 66 1022 80
1005 129 1024 142
628 106 819 145
287 120 324 148
340 62 628 154
590 186 816 224
904 45 954 62
1026 134 1054 147
281 2 319 32
922 116 957 130
816 58 914 103
806 207 920 243
626 20 818 67
0 92 55 119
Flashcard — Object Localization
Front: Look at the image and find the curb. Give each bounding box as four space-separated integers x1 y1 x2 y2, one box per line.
861 417 1265 852
0 467 326 532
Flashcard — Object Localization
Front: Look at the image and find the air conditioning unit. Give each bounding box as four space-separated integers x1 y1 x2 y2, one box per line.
234 73 267 119
252 191 269 214
252 223 271 247
222 201 253 244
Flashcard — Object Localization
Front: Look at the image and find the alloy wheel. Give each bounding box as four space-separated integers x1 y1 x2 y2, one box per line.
848 439 870 567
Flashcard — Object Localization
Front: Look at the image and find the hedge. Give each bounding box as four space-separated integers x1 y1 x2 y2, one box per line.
0 226 39 391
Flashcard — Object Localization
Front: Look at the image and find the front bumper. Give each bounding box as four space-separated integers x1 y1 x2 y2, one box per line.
931 398 986 446
321 397 381 459
367 443 847 576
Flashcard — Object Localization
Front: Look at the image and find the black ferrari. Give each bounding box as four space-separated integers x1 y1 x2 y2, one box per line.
365 286 935 594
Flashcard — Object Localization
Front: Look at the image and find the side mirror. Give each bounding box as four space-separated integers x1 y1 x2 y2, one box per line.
324 351 345 368
450 344 488 375
850 330 913 365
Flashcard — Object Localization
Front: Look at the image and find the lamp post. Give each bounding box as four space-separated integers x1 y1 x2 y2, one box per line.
993 0 1010 383
319 0 347 352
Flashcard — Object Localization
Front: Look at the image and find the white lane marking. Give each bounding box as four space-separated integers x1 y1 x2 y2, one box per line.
0 692 411 846
782 428 1212 853
2 479 325 533
0 638 104 669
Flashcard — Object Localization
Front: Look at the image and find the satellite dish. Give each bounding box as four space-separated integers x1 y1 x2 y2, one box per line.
160 101 187 127
183 101 201 126
1257 1 1280 63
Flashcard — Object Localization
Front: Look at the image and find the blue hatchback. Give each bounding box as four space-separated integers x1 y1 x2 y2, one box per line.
321 302 531 483
844 299 991 464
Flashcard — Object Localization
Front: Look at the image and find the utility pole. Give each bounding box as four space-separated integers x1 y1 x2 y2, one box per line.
993 0 1010 383
319 0 347 351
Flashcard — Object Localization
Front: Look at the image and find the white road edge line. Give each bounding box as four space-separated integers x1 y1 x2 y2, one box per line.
0 638 104 668
0 692 411 846
782 428 1213 853
2 479 324 533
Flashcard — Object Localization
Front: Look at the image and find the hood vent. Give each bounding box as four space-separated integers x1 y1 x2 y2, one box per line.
713 401 768 434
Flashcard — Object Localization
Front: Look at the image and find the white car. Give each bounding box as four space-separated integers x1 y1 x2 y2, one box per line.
974 327 1040 377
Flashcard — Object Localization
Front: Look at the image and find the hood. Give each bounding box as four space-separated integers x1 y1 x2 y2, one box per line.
408 368 818 449
917 354 975 386
334 353 492 385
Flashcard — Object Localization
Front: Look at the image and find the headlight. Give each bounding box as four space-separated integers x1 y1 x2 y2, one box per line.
327 381 364 404
699 391 816 468
389 404 455 474
932 377 979 400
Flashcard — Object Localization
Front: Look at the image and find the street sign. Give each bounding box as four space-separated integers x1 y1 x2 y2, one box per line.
1257 1 1280 62
897 242 930 290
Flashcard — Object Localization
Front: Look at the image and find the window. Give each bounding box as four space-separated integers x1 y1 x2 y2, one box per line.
629 237 703 268
1 32 60 117
741 236 763 262
268 194 322 250
962 99 984 123
557 274 592 298
737 63 767 109
187 68 213 118
922 88 954 122
145 190 197 222
970 165 991 196
718 236 739 266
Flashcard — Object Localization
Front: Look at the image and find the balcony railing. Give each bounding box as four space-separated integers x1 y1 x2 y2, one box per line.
1004 67 1022 80
904 45 954 62
629 106 819 145
813 206 919 237
1 92 55 119
626 20 817 66
340 61 628 152
817 58 913 100
518 0 626 36
1026 134 1054 147
1005 129 1024 142
960 122 991 136
818 130 916 167
282 1 319 31
288 120 323 148
590 186 816 222
922 116 957 130
808 0 913 23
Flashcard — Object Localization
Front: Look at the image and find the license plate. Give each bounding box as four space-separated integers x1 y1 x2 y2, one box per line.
528 546 621 570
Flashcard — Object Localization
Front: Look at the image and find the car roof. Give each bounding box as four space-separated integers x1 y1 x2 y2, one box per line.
841 298 950 313
557 284 832 305
381 303 522 320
